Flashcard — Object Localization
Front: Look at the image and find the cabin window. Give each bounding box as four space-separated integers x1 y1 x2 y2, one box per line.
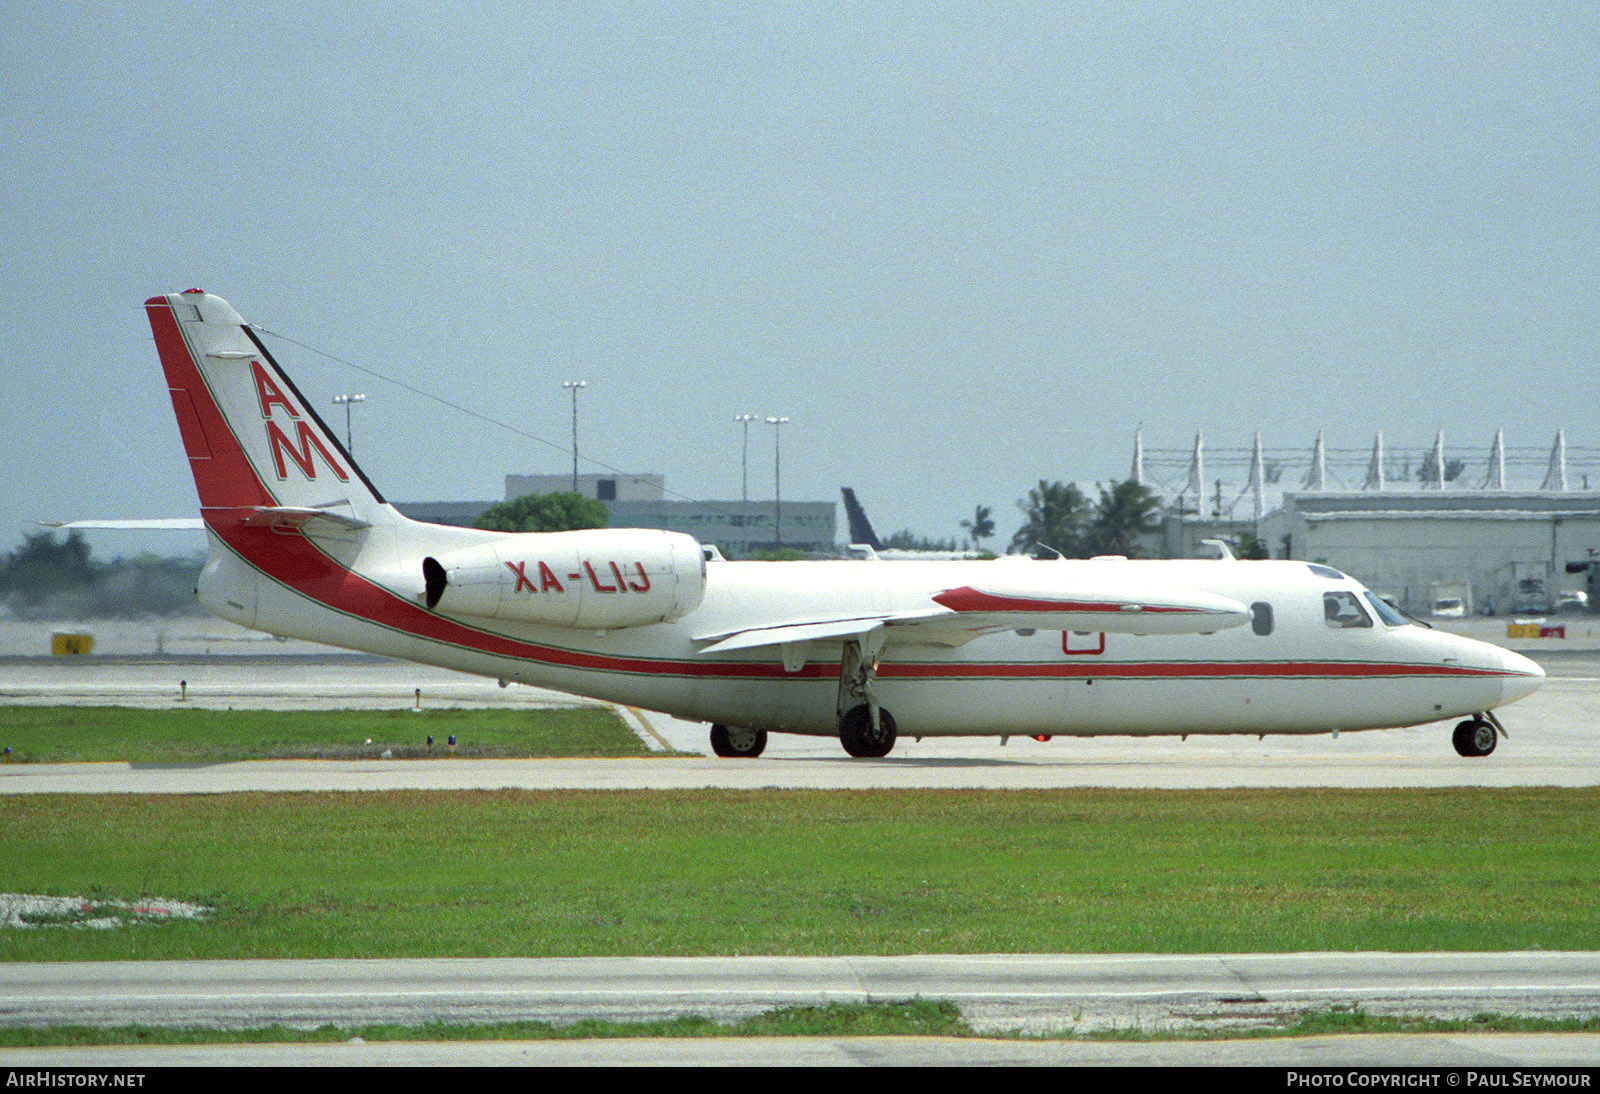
1323 591 1373 629
1250 601 1274 636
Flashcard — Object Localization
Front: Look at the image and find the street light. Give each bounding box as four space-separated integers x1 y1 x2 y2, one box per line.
562 381 587 493
331 393 365 453
733 414 758 502
766 416 789 548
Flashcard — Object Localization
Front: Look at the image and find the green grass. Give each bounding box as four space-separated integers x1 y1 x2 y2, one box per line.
0 705 651 762
0 1000 970 1047
2 788 1597 961
1269 1007 1600 1039
3 1006 1597 1049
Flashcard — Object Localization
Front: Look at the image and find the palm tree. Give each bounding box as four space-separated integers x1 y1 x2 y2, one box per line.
959 504 995 552
1010 481 1091 557
1085 480 1163 557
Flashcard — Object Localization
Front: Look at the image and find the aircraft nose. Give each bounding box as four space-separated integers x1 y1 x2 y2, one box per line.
1495 647 1545 706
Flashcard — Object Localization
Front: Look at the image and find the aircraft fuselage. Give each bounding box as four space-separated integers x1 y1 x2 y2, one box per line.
197 522 1539 739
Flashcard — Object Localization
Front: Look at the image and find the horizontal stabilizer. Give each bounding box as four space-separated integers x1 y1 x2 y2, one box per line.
40 519 206 531
41 509 367 536
236 506 371 533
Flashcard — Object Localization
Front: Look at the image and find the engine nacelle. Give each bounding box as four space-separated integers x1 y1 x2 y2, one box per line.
423 529 705 630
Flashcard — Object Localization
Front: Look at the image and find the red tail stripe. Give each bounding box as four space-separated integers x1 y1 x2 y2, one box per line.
146 297 276 510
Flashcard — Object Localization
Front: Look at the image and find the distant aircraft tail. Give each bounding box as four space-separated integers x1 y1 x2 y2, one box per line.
145 289 393 530
839 487 883 551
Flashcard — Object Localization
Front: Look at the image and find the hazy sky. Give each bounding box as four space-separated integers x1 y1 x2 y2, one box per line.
4 2 1597 557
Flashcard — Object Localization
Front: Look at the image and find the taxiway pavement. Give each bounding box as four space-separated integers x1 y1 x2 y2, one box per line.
3 953 1600 1065
2 646 1597 790
4 952 1598 1035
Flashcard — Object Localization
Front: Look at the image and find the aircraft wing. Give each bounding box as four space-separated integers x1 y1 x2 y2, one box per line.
695 580 1249 655
695 611 947 654
924 583 1249 635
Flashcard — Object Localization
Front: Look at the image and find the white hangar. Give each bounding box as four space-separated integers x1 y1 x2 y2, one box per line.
1138 430 1600 616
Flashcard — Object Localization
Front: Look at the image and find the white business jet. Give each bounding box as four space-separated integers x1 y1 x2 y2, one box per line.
145 290 1542 759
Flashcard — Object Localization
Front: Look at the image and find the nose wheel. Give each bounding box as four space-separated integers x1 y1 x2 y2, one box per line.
1452 716 1498 758
710 723 767 758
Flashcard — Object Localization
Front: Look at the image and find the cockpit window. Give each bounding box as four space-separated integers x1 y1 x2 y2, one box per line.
1307 563 1347 580
1364 592 1410 628
1323 591 1373 629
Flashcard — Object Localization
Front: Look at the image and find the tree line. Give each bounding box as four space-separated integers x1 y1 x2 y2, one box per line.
1006 479 1164 558
472 482 1170 560
0 479 1168 619
0 531 204 619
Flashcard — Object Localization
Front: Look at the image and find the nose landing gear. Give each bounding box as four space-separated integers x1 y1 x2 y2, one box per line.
1452 712 1504 758
709 723 768 758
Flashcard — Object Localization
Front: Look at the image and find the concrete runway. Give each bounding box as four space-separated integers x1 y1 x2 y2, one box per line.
3 629 1599 1065
2 954 1599 1066
5 953 1599 1033
2 646 1598 790
6 1032 1598 1067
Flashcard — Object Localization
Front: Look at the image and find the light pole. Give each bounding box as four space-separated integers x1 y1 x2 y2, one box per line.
733 414 758 502
331 393 365 453
562 381 587 493
766 416 789 548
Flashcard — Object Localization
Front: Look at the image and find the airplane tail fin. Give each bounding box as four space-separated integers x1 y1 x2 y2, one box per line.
145 290 393 529
839 487 883 551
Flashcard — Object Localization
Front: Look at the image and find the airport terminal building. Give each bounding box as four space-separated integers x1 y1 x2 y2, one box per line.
399 473 838 559
504 474 837 558
1256 490 1600 615
1141 429 1600 616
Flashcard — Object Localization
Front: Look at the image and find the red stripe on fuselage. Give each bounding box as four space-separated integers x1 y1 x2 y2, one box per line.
879 660 1519 681
207 518 838 678
210 520 1525 685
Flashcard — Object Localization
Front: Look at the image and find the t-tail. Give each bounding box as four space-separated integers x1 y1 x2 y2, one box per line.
146 289 419 634
146 289 704 646
146 289 391 529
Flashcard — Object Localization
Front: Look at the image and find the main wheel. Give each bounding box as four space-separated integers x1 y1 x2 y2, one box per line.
710 723 767 758
838 704 897 758
1452 718 1497 758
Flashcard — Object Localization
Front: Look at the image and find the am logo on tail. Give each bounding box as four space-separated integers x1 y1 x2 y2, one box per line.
146 289 1543 759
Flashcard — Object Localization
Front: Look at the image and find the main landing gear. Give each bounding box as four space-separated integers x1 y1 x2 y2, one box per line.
839 703 897 757
1452 712 1505 758
707 634 901 760
709 723 767 758
838 635 897 758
